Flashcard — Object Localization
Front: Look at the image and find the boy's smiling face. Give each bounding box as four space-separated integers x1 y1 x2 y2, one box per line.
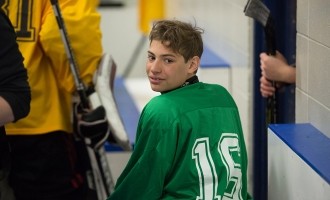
146 40 199 93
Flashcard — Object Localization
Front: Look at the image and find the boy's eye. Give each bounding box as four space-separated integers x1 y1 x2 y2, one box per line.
147 55 155 61
164 58 173 63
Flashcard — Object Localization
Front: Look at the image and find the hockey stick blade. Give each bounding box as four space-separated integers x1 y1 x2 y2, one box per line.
244 0 270 27
244 0 276 55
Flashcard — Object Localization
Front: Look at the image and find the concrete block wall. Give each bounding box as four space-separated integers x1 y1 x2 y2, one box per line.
296 0 330 137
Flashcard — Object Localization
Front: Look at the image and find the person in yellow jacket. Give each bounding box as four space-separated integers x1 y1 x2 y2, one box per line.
1 0 103 199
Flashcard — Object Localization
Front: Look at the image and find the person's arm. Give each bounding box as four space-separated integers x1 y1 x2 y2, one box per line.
0 11 31 126
39 0 103 93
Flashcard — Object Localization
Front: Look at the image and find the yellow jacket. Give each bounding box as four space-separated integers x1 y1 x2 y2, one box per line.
3 0 103 135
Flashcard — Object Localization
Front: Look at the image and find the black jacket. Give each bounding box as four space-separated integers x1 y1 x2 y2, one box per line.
0 10 30 163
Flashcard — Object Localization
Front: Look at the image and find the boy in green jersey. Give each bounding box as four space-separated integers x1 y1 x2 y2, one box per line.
108 19 252 200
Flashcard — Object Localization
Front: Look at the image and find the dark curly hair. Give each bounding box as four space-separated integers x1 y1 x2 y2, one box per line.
149 19 204 63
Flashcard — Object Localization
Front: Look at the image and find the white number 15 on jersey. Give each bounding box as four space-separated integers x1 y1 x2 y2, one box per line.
192 133 243 200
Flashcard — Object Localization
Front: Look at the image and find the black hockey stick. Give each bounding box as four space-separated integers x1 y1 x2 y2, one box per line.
244 0 277 123
49 0 89 109
49 0 114 199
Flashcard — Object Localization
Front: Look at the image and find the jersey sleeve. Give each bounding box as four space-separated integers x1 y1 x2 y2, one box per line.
108 105 178 199
39 0 103 93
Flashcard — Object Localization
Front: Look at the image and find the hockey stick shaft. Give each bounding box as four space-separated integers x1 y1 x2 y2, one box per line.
264 16 277 124
50 0 89 109
50 0 115 198
96 147 115 194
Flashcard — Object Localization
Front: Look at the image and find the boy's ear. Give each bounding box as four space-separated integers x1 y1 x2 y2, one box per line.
188 56 200 73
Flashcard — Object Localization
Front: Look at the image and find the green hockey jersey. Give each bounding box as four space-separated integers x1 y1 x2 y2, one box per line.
108 82 251 200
